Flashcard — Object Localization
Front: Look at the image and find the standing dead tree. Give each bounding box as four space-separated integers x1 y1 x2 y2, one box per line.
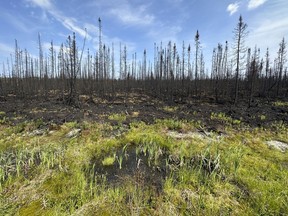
194 30 200 97
276 37 287 97
247 47 262 107
64 31 86 105
233 15 248 105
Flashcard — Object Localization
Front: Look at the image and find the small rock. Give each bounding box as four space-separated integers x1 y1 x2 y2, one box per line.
169 131 207 139
66 129 81 138
266 140 288 152
48 130 55 135
28 129 46 136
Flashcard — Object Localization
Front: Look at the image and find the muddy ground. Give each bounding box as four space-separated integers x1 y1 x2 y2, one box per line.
0 93 287 129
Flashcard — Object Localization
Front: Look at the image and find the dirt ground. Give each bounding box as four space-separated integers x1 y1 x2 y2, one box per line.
0 93 287 129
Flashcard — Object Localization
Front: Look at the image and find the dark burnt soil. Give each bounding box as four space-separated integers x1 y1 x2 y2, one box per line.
0 93 287 129
92 146 168 193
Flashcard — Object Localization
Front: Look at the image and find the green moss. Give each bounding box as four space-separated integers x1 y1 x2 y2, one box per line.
102 156 115 166
18 200 45 216
41 170 87 214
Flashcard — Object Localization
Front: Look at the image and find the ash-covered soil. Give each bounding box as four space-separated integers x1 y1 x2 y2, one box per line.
0 93 287 129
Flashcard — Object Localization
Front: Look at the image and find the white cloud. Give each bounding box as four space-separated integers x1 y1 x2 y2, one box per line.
248 0 267 10
0 43 14 54
60 17 89 38
247 1 288 60
109 4 155 26
227 2 240 16
84 23 98 35
168 0 183 3
43 42 62 53
253 19 288 36
26 0 52 9
248 18 288 52
86 0 155 26
26 0 90 39
147 25 182 44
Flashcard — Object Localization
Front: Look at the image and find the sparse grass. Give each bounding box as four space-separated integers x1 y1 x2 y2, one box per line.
108 113 127 122
0 111 7 124
211 112 242 126
1 117 288 215
273 101 288 107
156 118 186 131
163 106 179 112
259 114 266 121
131 111 139 117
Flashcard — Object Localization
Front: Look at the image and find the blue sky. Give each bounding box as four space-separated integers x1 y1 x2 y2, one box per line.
0 0 287 74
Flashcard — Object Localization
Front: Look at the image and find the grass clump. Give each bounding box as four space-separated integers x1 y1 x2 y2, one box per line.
156 119 185 131
273 101 288 107
0 112 8 125
102 156 115 166
211 112 242 126
108 113 127 122
163 106 179 112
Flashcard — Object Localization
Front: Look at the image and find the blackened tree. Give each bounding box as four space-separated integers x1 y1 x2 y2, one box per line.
276 37 287 96
233 15 248 105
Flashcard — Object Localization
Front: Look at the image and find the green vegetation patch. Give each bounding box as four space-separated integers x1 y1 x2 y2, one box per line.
211 112 242 125
108 113 127 122
102 156 115 166
163 106 179 112
0 119 287 215
273 101 288 107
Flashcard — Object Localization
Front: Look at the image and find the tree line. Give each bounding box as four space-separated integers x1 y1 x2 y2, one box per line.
0 16 287 105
